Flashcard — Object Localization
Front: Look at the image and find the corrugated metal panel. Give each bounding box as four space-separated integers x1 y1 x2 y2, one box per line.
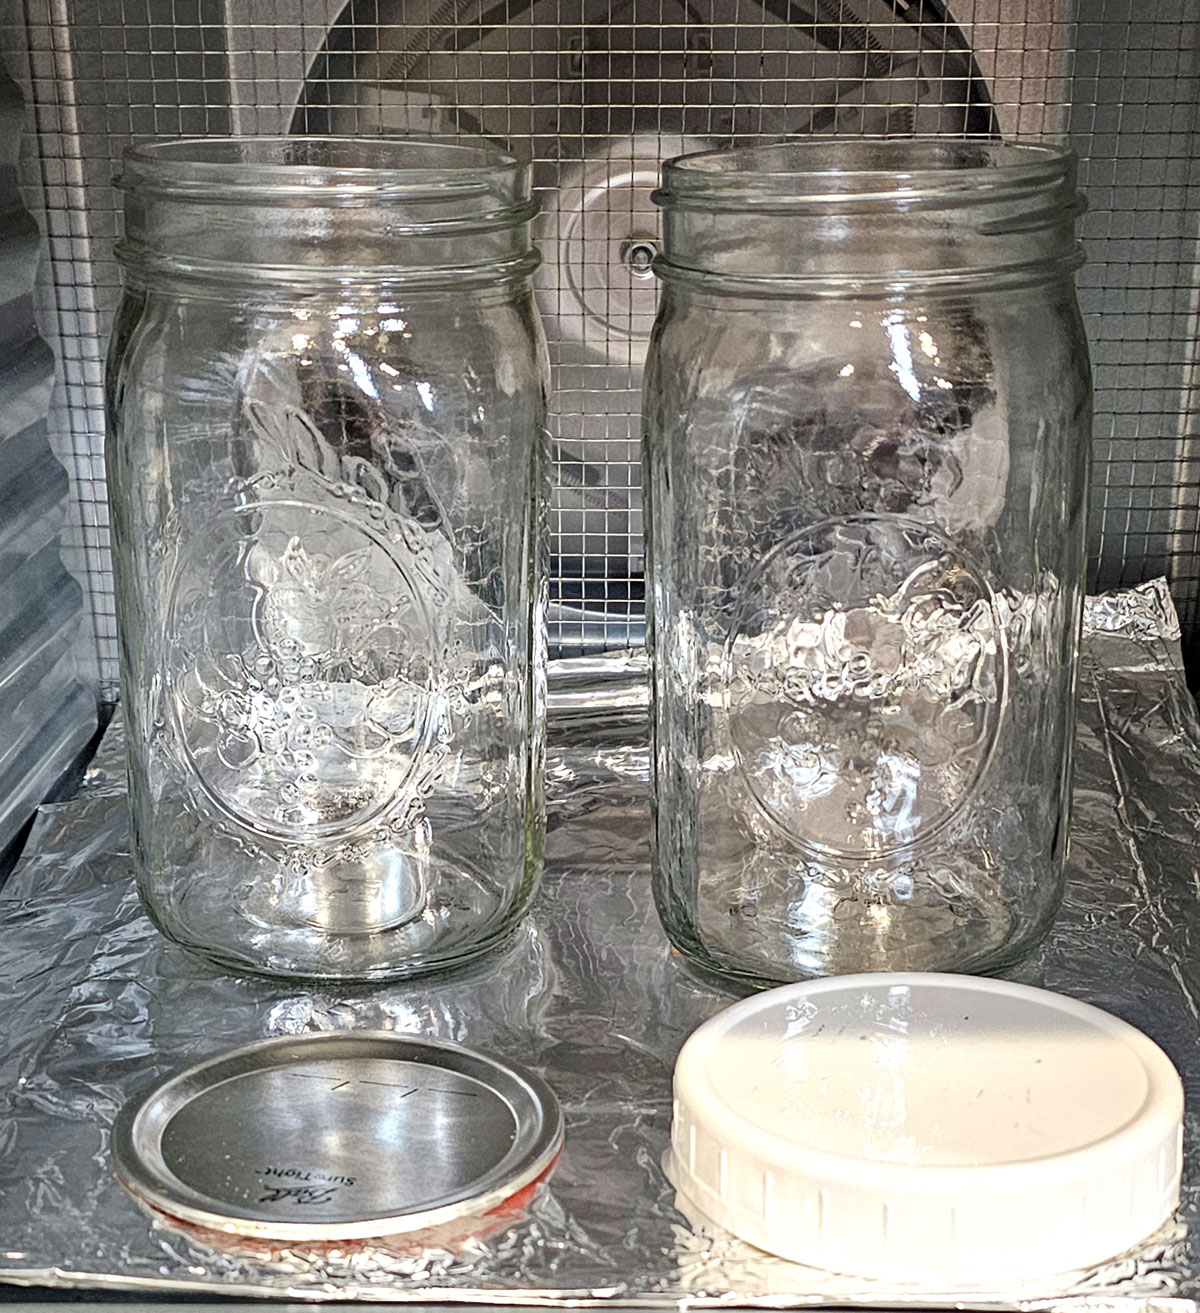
0 62 95 855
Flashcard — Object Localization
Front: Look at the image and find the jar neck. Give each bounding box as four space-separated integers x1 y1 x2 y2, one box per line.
653 139 1084 296
116 136 539 292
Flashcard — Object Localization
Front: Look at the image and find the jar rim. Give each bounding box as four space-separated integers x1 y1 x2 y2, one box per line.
659 138 1076 209
117 135 528 203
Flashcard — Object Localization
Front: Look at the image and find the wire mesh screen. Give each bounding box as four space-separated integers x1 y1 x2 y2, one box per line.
1070 3 1200 651
1 0 1197 694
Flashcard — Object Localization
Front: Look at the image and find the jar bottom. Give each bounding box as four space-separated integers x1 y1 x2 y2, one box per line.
662 922 1059 993
655 881 1062 991
143 913 528 985
232 842 429 938
135 853 538 983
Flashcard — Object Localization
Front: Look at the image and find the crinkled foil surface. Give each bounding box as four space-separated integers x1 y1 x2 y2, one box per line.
1 578 1199 1307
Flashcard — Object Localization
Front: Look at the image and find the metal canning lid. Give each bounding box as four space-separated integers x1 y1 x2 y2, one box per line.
113 1031 563 1240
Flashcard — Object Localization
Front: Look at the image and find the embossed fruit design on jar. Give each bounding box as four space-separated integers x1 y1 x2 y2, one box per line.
107 138 547 980
644 140 1091 984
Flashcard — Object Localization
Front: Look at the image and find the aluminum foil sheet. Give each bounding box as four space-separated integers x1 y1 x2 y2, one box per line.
1 578 1199 1306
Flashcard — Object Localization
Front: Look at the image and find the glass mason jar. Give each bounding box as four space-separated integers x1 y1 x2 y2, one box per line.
106 138 548 981
644 140 1091 986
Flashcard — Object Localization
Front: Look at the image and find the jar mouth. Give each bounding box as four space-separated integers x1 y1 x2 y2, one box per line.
653 137 1083 295
117 136 529 204
658 138 1077 211
116 136 538 290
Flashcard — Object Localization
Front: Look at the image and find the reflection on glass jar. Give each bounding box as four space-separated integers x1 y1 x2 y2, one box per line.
107 138 548 981
644 140 1091 985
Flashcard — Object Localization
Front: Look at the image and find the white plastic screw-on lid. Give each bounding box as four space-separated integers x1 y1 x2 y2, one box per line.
669 974 1183 1287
